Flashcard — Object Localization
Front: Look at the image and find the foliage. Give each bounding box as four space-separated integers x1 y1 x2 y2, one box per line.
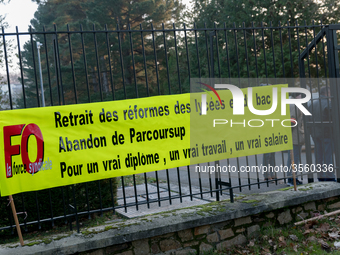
19 0 185 109
181 0 340 80
188 0 340 28
202 216 340 254
0 178 118 236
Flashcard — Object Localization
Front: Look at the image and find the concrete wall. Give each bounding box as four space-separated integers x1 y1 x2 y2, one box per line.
2 182 340 255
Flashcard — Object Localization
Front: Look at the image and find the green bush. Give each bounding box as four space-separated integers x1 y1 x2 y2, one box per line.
0 178 118 236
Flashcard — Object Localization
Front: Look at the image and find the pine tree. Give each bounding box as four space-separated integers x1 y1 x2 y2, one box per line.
20 0 184 108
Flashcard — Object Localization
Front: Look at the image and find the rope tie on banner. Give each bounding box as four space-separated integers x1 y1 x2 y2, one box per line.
7 198 28 220
7 197 13 206
16 211 28 220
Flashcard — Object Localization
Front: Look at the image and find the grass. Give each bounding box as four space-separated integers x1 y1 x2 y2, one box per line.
0 211 121 245
241 199 259 203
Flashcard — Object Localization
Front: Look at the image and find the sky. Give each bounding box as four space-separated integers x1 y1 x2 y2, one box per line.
1 0 192 32
1 0 39 32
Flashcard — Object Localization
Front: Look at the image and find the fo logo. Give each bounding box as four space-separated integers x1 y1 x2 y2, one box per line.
4 124 44 178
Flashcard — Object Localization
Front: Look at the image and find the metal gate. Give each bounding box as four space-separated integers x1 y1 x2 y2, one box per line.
299 24 340 183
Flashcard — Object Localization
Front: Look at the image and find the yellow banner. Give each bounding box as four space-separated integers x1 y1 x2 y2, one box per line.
189 84 292 163
0 84 292 196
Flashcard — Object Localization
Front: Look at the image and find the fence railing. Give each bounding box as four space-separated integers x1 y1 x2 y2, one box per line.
0 21 332 236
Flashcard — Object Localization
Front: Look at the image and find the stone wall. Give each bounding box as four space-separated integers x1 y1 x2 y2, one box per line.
2 182 340 255
82 195 340 255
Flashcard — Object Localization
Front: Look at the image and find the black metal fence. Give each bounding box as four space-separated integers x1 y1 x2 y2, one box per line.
0 21 337 236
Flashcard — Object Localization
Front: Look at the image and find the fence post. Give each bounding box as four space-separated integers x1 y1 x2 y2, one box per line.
299 56 314 183
209 31 221 202
52 34 62 105
326 27 340 183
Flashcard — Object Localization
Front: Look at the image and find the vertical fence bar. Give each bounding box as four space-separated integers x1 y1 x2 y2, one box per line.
297 21 313 183
67 24 78 104
16 27 26 108
85 183 91 218
80 24 91 103
197 164 203 199
320 22 327 78
120 176 127 213
287 21 294 78
184 23 191 83
304 21 311 78
98 181 103 216
214 23 221 78
66 186 72 231
162 23 171 94
93 24 103 101
53 24 64 105
254 155 260 189
236 157 242 192
61 187 67 225
261 22 268 79
155 171 161 207
209 31 219 200
252 22 259 79
48 189 54 227
270 21 277 79
209 31 215 76
208 162 213 197
303 21 316 183
173 23 182 93
35 191 41 229
311 21 323 183
233 23 241 79
128 24 137 98
151 23 160 95
246 156 251 190
144 172 150 208
36 41 45 107
204 23 210 77
2 27 13 109
177 167 183 203
243 23 250 78
223 23 231 79
72 185 79 233
187 166 193 201
42 26 53 106
140 24 149 97
132 175 139 210
279 21 285 78
29 26 40 107
194 23 202 78
312 21 319 78
109 179 116 214
166 169 172 204
104 24 115 100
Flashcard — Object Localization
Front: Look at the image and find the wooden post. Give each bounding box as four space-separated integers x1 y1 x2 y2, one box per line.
290 150 297 191
9 195 24 246
295 209 340 225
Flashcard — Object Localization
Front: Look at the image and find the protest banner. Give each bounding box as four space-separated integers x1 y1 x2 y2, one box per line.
0 84 292 196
